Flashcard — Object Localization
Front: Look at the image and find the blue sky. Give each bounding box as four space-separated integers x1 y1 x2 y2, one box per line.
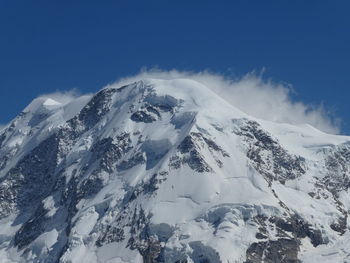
0 0 349 134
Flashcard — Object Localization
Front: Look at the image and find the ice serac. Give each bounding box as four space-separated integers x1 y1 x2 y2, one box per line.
0 79 349 263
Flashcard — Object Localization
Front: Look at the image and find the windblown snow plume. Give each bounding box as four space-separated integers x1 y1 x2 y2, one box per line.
36 89 91 105
113 69 340 134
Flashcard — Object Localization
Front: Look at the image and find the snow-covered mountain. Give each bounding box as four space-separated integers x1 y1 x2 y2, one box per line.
0 79 349 263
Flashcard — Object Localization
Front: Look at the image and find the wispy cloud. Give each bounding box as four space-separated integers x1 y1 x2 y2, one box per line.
37 88 84 105
111 68 340 134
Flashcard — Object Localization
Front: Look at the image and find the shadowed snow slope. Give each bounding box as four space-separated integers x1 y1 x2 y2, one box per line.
0 79 349 263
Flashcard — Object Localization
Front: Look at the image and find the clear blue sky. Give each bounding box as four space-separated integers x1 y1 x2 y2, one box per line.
1 0 349 134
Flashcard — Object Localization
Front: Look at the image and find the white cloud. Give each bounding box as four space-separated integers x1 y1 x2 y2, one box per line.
111 68 340 134
37 88 84 105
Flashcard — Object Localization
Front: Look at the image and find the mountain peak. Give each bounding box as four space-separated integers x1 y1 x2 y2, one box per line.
0 79 349 262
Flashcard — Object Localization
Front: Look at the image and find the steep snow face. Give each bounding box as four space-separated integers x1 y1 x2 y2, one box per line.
0 79 349 263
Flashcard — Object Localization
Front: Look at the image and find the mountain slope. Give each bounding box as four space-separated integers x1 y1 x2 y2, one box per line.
0 79 349 263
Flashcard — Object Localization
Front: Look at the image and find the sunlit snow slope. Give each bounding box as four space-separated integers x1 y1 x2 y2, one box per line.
0 79 349 263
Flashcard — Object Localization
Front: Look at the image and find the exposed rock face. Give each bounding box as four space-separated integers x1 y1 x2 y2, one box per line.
169 132 229 173
0 133 60 219
324 143 350 192
0 79 349 263
71 87 118 131
245 238 300 263
232 119 306 184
